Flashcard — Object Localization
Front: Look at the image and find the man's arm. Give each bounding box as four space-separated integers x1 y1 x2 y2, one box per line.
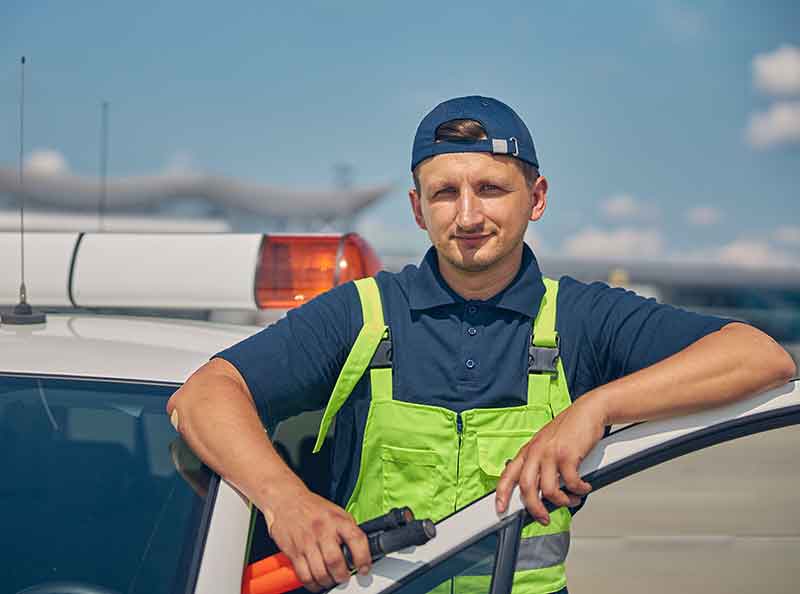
167 359 371 591
496 322 797 523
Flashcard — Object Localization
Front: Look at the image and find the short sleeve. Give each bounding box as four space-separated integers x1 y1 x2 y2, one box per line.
557 277 733 398
214 281 362 427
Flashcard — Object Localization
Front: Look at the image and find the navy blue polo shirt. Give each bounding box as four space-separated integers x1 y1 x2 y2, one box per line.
217 244 730 506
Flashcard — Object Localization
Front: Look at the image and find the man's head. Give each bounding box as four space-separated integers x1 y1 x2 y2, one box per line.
409 96 548 275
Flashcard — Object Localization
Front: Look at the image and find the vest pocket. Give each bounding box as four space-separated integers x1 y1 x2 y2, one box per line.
381 445 440 520
476 431 533 491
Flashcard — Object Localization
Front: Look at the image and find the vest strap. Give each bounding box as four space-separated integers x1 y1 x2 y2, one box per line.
313 278 387 453
532 278 558 348
527 278 560 407
369 368 393 401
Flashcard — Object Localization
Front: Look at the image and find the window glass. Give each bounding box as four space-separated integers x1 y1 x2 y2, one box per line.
389 530 498 594
0 375 211 594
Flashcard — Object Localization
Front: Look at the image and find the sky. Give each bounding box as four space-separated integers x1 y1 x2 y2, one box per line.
1 1 799 267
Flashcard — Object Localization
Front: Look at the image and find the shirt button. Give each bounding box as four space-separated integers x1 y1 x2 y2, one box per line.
467 305 477 315
468 327 477 336
465 359 476 369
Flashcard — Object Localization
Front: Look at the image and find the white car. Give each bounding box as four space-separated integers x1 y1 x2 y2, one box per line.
2 232 798 594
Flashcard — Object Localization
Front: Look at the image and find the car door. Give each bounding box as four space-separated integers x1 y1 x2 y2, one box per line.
330 379 800 594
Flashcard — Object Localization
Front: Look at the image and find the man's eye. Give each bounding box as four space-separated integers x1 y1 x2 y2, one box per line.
480 184 503 193
434 187 456 197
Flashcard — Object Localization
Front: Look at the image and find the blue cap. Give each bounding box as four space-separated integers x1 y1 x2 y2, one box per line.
411 95 539 172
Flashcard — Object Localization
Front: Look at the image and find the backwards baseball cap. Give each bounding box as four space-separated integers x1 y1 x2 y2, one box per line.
411 95 539 172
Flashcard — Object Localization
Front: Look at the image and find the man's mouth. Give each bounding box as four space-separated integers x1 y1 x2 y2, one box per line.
453 233 492 247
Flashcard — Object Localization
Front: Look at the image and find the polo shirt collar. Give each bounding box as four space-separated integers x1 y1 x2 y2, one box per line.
409 244 546 318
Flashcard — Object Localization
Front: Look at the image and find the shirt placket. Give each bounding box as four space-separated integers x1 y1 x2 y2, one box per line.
458 302 481 384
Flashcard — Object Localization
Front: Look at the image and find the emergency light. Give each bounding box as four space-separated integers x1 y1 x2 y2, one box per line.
256 234 381 309
0 232 381 311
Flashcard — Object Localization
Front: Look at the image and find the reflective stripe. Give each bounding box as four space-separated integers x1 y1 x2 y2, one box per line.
516 531 570 571
462 531 569 576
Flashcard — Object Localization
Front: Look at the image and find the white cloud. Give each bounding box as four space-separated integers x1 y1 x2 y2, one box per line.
715 239 796 268
563 227 664 259
746 101 800 148
775 225 800 246
753 44 800 96
24 149 69 176
600 194 658 221
687 205 721 226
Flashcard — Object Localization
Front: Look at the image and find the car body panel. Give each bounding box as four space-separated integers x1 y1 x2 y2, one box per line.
0 314 258 383
194 480 253 594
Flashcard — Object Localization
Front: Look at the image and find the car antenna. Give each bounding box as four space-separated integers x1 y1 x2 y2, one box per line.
1 56 46 325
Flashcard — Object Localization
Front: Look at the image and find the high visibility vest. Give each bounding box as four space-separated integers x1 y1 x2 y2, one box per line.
313 277 572 593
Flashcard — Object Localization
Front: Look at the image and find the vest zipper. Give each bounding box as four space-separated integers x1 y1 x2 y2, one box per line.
451 413 465 594
454 413 463 512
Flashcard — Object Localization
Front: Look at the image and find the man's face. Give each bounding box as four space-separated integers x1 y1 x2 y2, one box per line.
409 152 547 274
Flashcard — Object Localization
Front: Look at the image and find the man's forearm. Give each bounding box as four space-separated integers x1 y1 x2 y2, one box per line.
167 358 305 517
587 322 797 426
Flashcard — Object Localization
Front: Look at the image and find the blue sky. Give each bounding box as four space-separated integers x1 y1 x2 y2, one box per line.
1 1 798 265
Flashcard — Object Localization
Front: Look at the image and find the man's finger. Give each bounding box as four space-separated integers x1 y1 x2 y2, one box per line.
305 545 335 589
518 459 548 524
292 555 321 592
339 522 371 575
559 457 592 496
539 457 571 509
496 455 525 513
522 487 550 525
319 532 351 584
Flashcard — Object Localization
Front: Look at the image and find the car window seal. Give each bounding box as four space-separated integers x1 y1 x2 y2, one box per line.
377 511 523 594
0 370 181 389
182 473 221 594
577 403 800 495
488 511 524 594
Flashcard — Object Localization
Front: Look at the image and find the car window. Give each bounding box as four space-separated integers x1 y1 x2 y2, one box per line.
568 423 800 594
388 529 499 594
0 374 212 594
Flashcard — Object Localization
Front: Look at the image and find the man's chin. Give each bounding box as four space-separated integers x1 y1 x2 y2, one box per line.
444 247 496 273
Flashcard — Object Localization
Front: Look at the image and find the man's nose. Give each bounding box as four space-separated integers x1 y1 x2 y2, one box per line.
455 188 484 231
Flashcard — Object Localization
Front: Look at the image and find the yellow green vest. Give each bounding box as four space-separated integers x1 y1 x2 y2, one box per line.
314 277 572 594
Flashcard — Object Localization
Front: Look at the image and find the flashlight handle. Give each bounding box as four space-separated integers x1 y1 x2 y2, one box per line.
343 519 436 570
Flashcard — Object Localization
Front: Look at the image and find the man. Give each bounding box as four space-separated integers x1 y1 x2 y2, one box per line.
167 96 795 594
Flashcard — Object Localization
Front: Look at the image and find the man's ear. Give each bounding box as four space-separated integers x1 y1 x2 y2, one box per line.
529 176 548 222
409 187 427 230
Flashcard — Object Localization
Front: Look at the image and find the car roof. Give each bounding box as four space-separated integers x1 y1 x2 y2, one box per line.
0 313 259 384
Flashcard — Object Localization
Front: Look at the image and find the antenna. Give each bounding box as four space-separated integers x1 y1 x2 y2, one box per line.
2 56 46 325
98 100 109 231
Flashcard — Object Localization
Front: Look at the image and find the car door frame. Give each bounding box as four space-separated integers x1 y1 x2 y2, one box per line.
334 379 800 594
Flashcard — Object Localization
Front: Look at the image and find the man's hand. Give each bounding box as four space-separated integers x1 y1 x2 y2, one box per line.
265 484 372 592
495 397 606 524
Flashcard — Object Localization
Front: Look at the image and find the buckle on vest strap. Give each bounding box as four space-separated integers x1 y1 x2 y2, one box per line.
369 329 393 369
528 343 559 375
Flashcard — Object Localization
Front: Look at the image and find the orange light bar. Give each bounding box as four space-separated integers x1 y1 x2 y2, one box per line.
255 233 382 309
